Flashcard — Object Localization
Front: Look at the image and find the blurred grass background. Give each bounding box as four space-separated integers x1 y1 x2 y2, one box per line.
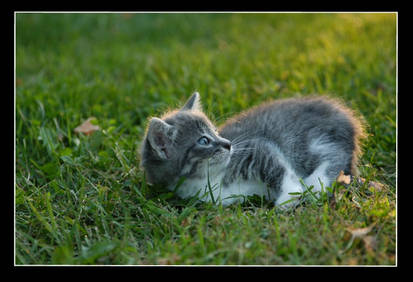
16 13 396 265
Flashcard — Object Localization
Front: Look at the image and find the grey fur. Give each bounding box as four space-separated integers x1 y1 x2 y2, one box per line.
220 96 366 181
140 93 366 205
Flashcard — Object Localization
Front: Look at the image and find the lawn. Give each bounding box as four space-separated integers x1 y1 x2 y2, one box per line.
15 12 396 265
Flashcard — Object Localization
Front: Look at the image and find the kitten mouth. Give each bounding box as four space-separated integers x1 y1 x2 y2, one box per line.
225 153 232 166
212 149 232 166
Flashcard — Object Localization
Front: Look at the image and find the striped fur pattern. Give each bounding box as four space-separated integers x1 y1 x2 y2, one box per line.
140 92 366 208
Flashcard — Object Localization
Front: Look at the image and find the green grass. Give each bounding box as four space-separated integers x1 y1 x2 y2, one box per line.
15 13 396 265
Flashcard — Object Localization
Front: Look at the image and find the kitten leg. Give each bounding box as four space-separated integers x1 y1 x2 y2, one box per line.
303 161 332 193
250 140 305 209
275 171 304 209
307 135 354 193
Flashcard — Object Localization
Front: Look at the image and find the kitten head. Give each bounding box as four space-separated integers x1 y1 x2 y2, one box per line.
140 92 232 186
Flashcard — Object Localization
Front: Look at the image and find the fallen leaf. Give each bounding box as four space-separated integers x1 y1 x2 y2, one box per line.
346 224 374 238
341 224 376 255
74 117 100 136
362 235 377 252
336 170 351 185
337 172 386 192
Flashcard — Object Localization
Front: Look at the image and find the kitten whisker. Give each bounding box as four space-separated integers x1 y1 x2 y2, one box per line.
231 137 264 147
232 139 251 145
229 132 252 143
231 148 256 152
231 145 256 150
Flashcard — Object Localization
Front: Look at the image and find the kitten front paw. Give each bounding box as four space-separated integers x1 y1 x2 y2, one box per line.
275 196 301 210
275 173 304 209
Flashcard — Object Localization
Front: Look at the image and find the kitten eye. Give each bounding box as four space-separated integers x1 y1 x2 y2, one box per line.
197 136 210 145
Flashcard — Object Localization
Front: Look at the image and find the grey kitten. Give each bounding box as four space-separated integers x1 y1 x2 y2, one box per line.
140 92 366 208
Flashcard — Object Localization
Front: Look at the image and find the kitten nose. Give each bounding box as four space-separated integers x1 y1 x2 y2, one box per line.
221 140 231 151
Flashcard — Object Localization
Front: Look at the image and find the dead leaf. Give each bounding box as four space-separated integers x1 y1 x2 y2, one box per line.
340 223 377 254
336 170 351 185
74 117 100 136
337 172 386 192
341 224 376 255
362 235 377 252
346 224 374 238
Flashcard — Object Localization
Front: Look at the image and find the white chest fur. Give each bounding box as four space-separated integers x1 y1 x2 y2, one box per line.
172 176 273 206
219 179 274 205
168 147 333 208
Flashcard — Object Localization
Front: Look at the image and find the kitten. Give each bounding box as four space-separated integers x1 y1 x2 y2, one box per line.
140 92 366 208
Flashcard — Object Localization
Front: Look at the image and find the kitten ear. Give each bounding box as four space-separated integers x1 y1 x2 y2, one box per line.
180 92 201 111
146 117 177 160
